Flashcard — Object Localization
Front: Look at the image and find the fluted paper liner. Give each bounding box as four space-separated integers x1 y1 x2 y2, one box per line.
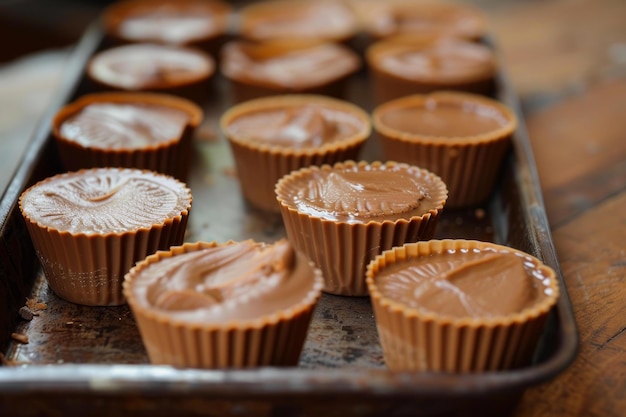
52 92 203 181
366 239 560 372
221 95 371 212
373 92 517 207
275 160 448 296
123 241 324 368
19 169 192 306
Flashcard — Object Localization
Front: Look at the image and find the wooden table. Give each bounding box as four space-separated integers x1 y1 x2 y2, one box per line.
484 1 626 416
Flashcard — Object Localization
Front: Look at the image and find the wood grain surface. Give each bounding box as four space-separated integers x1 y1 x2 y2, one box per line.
484 0 626 416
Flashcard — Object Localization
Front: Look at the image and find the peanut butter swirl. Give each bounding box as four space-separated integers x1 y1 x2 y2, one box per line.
375 248 551 318
60 102 190 149
378 42 494 83
131 240 321 323
285 163 445 222
221 42 360 89
20 168 190 234
225 105 362 148
379 99 509 137
119 7 221 44
89 44 213 90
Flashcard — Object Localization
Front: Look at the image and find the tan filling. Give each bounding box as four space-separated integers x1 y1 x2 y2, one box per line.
225 104 362 148
60 102 190 149
375 250 546 318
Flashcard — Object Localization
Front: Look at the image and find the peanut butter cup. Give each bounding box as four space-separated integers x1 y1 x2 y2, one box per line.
220 39 361 103
101 0 232 55
275 160 448 296
366 37 497 104
52 92 203 181
19 168 192 306
220 94 371 212
361 1 487 42
237 0 359 44
366 239 559 372
86 43 215 103
372 91 517 207
123 239 324 368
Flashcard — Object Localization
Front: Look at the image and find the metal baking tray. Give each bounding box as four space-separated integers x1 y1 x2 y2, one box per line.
0 21 578 417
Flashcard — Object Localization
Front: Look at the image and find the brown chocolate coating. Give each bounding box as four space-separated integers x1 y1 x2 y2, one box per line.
224 103 365 149
377 95 508 138
19 168 191 234
59 102 191 149
374 249 551 318
220 40 360 91
238 0 358 43
88 43 214 90
128 240 322 323
364 2 487 41
279 162 446 222
104 0 231 45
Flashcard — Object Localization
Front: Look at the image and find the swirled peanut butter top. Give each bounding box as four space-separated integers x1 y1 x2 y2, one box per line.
281 163 446 222
59 102 191 149
241 1 356 42
375 248 552 318
129 240 321 323
117 4 226 44
367 3 485 40
224 104 364 148
379 97 509 137
375 41 495 84
89 44 213 90
221 42 360 89
20 168 191 234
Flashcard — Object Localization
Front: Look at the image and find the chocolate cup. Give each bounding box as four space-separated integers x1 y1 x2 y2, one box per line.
19 168 192 306
372 91 517 208
220 95 371 213
52 92 203 182
366 239 560 372
360 1 487 44
123 241 324 368
275 160 448 296
85 43 216 105
237 0 359 45
100 0 233 58
366 38 497 105
220 40 361 103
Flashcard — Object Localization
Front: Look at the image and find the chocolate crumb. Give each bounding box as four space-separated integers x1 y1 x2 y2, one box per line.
11 333 29 344
19 306 34 321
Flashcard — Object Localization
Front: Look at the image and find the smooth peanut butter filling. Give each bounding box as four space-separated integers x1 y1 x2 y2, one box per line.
379 98 509 137
376 42 494 83
89 44 212 89
369 4 485 39
375 249 551 318
131 240 319 322
243 2 356 41
59 102 191 149
221 42 360 89
225 105 363 148
20 169 190 234
285 164 444 222
118 6 224 44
